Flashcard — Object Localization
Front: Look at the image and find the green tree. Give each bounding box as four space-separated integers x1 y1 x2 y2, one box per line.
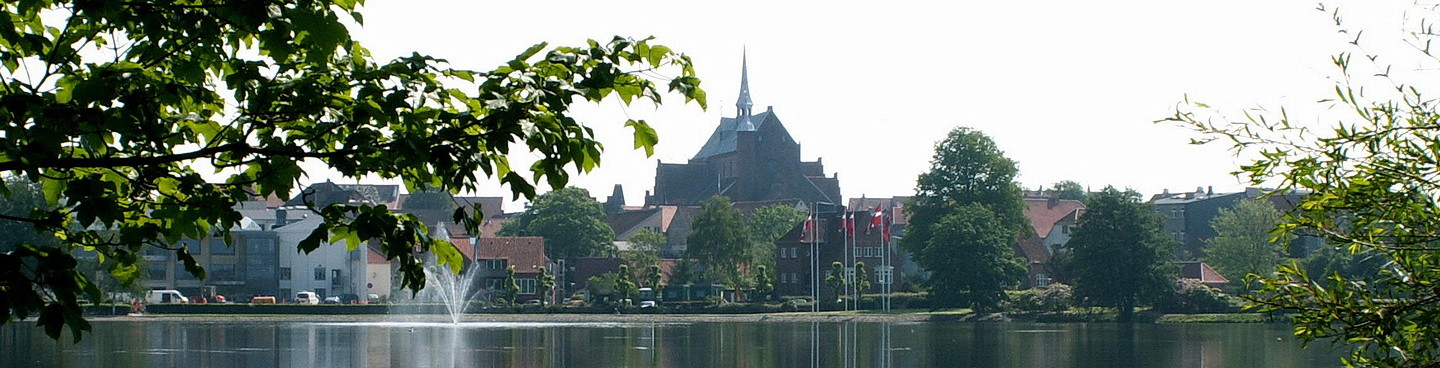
854 262 872 296
1 176 57 253
1066 187 1175 322
614 264 638 305
644 265 663 290
621 228 665 270
1204 199 1290 293
753 265 774 302
825 261 847 304
0 0 703 341
1165 5 1440 365
745 203 805 274
537 266 555 307
900 126 1029 310
1050 180 1087 201
501 188 617 260
913 203 1026 311
686 196 752 297
502 266 520 306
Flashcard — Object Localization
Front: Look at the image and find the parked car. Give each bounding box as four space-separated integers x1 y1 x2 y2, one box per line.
523 299 542 306
322 296 341 304
144 290 188 304
336 294 361 304
639 300 658 309
294 291 320 304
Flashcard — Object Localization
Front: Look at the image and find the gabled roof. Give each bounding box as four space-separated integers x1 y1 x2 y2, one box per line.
283 182 367 208
606 207 663 238
692 111 777 160
1023 197 1086 236
1015 235 1049 264
1177 261 1230 285
478 237 548 273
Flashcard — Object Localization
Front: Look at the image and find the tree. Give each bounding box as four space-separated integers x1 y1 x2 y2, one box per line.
1164 5 1440 365
614 264 638 305
1204 199 1290 293
1066 187 1175 322
621 228 665 270
912 203 1026 311
753 265 774 302
825 261 847 304
501 266 520 306
853 262 872 296
501 188 617 260
745 203 805 275
644 265 663 290
0 0 704 341
537 266 555 307
1 176 57 253
686 196 752 296
900 126 1029 310
1050 180 1087 201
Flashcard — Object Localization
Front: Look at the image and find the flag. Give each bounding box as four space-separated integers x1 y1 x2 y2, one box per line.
870 206 885 228
800 213 815 243
845 211 856 237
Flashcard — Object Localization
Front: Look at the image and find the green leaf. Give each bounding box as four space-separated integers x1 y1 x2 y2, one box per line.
625 119 658 156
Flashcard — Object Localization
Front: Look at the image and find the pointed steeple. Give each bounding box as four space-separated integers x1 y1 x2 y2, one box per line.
735 50 755 131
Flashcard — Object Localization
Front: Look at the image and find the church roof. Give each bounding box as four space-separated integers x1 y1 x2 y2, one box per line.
691 111 776 161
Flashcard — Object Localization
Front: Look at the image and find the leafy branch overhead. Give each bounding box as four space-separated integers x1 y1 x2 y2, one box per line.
0 0 705 341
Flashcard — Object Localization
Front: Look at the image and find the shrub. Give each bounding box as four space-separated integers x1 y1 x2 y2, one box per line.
1153 280 1241 314
1005 284 1073 313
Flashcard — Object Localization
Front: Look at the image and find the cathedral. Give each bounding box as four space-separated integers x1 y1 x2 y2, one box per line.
646 56 841 206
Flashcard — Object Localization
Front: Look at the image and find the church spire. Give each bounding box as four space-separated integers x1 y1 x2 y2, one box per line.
735 50 755 131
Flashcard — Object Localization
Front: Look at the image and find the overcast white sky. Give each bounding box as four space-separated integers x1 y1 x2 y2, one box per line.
344 0 1417 211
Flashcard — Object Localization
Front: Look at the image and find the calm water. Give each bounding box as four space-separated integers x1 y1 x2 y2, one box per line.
1 319 1343 368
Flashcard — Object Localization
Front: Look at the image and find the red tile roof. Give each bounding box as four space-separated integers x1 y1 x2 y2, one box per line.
1023 198 1085 236
1178 261 1230 286
478 237 548 273
1015 235 1049 264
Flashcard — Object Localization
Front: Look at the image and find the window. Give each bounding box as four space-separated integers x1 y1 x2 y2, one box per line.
210 239 235 255
844 267 855 283
1035 273 1051 288
211 264 237 281
175 263 197 280
148 263 168 280
488 259 506 270
876 266 893 285
183 240 202 256
331 269 341 281
314 267 326 281
279 267 292 280
517 278 537 295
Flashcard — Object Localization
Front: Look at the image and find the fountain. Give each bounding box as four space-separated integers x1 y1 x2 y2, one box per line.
417 259 485 324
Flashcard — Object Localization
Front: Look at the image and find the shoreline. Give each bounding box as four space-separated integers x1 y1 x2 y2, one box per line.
85 311 1277 324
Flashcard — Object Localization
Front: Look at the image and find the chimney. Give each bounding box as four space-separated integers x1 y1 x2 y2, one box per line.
274 209 287 229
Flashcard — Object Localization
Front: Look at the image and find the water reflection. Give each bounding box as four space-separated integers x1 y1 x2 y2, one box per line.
1 319 1341 368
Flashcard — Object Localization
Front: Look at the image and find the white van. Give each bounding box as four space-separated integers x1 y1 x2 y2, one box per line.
294 291 320 304
145 290 189 304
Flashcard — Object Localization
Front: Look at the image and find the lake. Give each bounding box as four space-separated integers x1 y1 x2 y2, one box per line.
1 317 1344 367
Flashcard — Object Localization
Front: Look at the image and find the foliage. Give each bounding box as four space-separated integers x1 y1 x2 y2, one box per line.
1203 199 1290 293
900 126 1029 312
614 264 638 303
643 265 663 289
1153 279 1241 314
686 196 752 291
853 261 872 295
1050 180 1087 201
621 228 665 270
501 266 520 306
1006 284 1074 313
745 204 805 271
753 265 773 301
911 203 1026 312
0 176 56 253
500 188 616 260
1065 187 1175 322
0 0 704 341
537 266 555 307
586 272 619 301
1163 4 1440 366
825 261 846 303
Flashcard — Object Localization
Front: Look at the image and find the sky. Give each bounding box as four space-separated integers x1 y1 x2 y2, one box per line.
343 0 1418 211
